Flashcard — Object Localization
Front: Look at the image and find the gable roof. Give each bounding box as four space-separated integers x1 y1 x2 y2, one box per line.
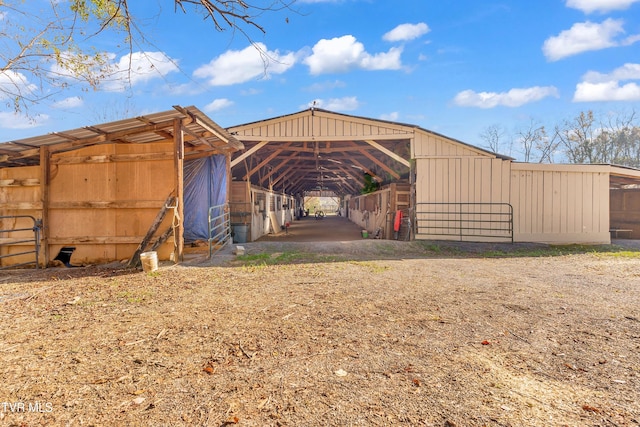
226 108 511 195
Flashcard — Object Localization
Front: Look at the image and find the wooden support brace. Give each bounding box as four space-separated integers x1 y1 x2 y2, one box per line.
127 194 176 268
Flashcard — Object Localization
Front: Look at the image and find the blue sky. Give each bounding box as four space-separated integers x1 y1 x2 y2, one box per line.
1 0 640 160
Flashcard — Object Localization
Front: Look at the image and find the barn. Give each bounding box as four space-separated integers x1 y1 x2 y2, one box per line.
0 106 242 268
2 106 638 269
227 108 640 245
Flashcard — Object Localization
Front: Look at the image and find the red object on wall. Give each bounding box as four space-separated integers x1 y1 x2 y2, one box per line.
394 210 402 232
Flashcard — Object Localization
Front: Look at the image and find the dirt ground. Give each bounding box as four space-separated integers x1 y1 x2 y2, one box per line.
1 239 639 427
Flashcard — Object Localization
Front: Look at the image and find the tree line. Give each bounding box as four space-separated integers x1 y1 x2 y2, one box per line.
480 110 640 167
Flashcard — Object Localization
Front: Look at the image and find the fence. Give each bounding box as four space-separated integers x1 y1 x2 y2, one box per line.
415 202 513 242
208 204 231 258
0 215 42 269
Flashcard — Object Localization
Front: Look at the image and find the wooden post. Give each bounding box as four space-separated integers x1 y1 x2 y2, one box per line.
173 119 185 262
39 146 50 267
226 152 231 205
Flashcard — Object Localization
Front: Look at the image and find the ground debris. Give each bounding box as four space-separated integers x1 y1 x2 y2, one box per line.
1 241 639 425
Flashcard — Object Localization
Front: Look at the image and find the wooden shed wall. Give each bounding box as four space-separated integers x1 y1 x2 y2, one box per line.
610 189 640 239
510 164 610 243
0 166 42 266
0 141 177 267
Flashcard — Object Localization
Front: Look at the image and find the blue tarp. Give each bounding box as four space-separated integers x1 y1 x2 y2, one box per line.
183 155 227 242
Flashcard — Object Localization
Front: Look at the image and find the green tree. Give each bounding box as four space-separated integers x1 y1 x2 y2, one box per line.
1 0 295 112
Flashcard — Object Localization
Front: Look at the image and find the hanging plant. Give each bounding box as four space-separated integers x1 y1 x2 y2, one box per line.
361 173 379 194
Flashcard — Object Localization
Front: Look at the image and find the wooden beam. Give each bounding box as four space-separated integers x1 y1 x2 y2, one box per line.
0 202 43 210
232 134 411 142
350 158 383 182
127 193 176 268
47 200 175 209
174 105 242 149
47 236 174 245
363 139 410 167
360 149 401 179
51 152 174 165
243 146 291 180
231 140 269 168
40 146 50 267
174 119 184 262
258 154 299 185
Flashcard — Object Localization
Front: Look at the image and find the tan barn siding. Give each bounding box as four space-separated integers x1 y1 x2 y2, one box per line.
231 113 415 139
412 130 490 158
415 157 511 241
510 164 610 243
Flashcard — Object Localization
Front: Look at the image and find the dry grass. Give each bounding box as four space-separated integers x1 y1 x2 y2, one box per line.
1 240 639 426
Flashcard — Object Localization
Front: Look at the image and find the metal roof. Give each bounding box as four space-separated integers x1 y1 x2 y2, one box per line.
0 105 243 168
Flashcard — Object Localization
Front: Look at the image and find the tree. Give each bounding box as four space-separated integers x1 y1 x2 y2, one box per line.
515 119 549 163
0 0 295 112
556 110 640 167
479 124 509 155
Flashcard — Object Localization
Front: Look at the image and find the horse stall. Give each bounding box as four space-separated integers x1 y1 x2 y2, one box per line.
229 181 296 242
345 183 411 240
0 106 242 269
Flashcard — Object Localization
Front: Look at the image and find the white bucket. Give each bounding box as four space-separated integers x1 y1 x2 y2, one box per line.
140 251 158 273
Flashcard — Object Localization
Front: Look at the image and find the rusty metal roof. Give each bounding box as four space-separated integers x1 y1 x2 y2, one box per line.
0 105 243 168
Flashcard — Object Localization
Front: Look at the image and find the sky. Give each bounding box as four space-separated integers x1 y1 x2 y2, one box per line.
1 0 640 161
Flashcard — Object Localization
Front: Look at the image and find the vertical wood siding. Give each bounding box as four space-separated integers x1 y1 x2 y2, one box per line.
415 157 512 241
510 164 610 243
231 112 414 139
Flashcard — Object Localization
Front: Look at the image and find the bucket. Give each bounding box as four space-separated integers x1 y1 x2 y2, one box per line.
361 230 369 238
140 251 158 273
233 224 248 243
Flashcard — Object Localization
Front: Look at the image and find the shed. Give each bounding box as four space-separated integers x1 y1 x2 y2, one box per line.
0 106 242 268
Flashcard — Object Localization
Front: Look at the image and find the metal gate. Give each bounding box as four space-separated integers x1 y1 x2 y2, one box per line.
0 215 42 269
208 204 231 258
415 202 513 242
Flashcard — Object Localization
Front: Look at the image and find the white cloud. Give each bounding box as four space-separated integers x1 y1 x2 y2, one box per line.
574 81 640 101
304 80 347 92
194 43 296 86
49 51 179 92
52 96 83 109
0 71 38 100
307 97 360 111
0 111 48 129
542 19 638 61
383 23 430 42
380 112 400 121
574 63 640 101
566 0 640 13
102 51 179 92
304 35 403 75
204 98 234 112
453 86 560 108
582 63 640 83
